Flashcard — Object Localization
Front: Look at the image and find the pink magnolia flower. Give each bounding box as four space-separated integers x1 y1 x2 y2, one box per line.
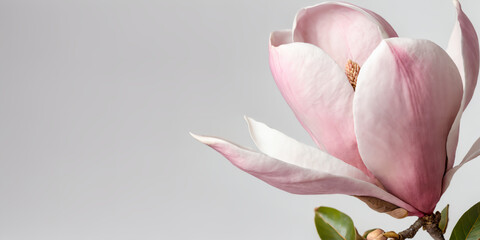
192 0 479 217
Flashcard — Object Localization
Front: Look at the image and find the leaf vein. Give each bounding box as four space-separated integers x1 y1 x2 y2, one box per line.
317 214 347 240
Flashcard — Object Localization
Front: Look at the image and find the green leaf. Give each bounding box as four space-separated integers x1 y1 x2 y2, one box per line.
439 204 449 234
314 206 357 240
450 202 480 240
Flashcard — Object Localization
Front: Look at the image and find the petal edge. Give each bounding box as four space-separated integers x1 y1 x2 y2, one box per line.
191 132 419 214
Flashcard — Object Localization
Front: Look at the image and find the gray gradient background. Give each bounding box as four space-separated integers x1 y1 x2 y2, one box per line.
1 0 480 239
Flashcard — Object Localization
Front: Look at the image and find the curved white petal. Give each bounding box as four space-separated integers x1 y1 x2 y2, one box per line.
190 132 419 214
445 0 480 171
447 0 480 110
292 2 398 67
443 137 480 192
270 32 371 176
354 38 463 214
244 116 373 183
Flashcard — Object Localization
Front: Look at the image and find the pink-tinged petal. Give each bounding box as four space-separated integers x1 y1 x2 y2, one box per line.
190 133 419 214
293 2 398 68
447 0 480 110
443 137 480 193
361 8 398 38
244 116 373 184
354 38 463 214
269 31 371 177
445 0 480 171
270 29 293 47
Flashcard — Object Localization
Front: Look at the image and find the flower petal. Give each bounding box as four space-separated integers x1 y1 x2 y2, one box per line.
293 2 398 68
447 0 480 110
445 0 480 171
269 31 370 177
190 132 419 214
353 38 463 214
443 137 480 193
244 116 373 183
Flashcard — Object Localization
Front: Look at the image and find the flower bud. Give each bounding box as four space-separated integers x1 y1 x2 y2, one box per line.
366 229 387 240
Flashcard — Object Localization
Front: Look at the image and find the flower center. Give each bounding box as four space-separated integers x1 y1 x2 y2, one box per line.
345 60 361 90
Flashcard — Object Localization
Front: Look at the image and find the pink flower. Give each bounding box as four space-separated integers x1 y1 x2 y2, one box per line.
192 0 479 217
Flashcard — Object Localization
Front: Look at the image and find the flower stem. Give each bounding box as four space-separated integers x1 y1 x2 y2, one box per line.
422 212 445 240
384 212 444 240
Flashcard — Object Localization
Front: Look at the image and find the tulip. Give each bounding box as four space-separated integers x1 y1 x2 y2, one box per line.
192 0 479 217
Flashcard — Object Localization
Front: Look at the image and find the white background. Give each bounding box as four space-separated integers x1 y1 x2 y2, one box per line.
1 0 480 239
